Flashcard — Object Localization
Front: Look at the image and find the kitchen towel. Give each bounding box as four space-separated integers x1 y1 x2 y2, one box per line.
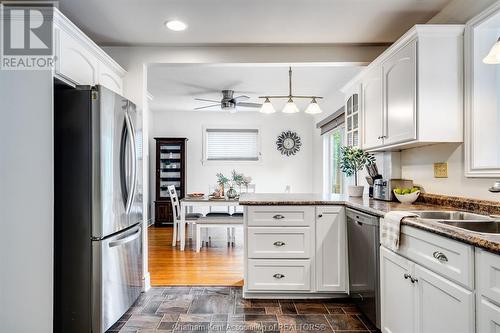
381 211 418 251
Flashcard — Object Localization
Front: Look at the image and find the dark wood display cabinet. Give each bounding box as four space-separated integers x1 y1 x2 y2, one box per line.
154 137 187 226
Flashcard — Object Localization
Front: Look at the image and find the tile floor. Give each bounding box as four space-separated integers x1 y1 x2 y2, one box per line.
107 287 378 333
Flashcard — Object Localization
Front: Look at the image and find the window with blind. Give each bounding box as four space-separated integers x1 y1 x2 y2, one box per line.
205 128 260 161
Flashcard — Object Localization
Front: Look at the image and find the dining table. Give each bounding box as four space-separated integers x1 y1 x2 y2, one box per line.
179 196 240 251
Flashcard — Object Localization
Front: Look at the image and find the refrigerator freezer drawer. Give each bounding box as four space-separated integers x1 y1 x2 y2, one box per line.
93 224 143 333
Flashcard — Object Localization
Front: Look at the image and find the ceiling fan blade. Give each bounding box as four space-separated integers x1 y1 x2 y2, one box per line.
237 102 263 108
195 98 221 103
194 104 221 110
233 95 250 101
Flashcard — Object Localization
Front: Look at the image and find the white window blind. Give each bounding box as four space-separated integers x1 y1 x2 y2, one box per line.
206 128 259 161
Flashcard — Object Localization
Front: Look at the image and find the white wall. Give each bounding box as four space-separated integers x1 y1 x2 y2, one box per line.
0 70 54 333
401 143 499 200
150 110 315 214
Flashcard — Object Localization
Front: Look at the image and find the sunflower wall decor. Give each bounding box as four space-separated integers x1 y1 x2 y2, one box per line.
276 130 302 156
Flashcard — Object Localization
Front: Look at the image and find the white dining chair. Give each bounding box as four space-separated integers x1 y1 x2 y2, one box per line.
167 185 203 247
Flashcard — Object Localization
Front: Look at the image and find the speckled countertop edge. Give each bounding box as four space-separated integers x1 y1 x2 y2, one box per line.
239 193 500 255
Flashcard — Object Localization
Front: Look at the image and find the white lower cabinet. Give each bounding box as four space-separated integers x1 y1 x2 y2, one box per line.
477 297 500 332
477 248 500 333
316 206 346 292
380 247 415 333
381 246 474 333
247 259 311 291
414 264 474 333
244 205 347 296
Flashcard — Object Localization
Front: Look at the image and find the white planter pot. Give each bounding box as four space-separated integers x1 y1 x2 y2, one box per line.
348 185 364 197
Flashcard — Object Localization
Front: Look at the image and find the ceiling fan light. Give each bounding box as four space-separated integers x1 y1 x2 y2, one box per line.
484 37 500 64
305 98 323 114
259 98 276 114
282 98 300 113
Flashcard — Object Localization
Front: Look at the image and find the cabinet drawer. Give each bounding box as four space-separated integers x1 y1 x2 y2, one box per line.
247 206 314 227
247 259 311 291
398 226 474 289
247 227 312 259
477 248 500 305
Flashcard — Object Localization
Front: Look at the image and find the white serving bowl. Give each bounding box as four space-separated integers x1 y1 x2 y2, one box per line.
394 190 421 204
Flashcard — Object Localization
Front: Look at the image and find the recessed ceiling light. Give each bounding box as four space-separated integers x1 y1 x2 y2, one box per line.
165 20 187 32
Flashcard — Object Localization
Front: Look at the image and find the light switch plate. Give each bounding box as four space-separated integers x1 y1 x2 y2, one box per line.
434 162 448 178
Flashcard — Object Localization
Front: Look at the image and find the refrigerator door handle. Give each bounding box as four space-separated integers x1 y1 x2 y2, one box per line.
108 227 141 248
124 104 137 214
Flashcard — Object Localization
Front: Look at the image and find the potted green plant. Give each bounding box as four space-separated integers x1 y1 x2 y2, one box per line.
216 172 229 196
340 146 375 197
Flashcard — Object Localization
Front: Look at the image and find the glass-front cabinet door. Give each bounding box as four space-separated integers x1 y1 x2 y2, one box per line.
154 138 187 225
345 87 360 147
158 142 184 199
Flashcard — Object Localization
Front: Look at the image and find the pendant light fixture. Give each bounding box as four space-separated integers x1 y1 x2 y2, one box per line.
259 67 323 114
282 98 300 113
484 37 500 64
304 97 323 114
259 97 276 114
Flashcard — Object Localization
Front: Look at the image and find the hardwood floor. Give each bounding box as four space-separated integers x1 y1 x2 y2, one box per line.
148 226 244 286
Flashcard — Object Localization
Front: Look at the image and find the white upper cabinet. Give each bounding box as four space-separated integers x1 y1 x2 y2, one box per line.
362 66 383 149
383 40 417 146
53 9 125 94
345 85 361 147
55 26 99 86
464 2 500 177
342 25 464 151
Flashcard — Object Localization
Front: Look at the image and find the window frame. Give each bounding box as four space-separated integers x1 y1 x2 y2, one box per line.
322 125 345 194
202 125 262 165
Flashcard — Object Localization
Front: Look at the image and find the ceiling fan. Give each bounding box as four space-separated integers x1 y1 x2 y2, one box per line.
194 90 262 112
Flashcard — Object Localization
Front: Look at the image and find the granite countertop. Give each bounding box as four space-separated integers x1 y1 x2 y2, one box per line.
239 193 500 255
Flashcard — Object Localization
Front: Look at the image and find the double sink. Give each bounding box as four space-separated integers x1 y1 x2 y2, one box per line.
410 211 499 234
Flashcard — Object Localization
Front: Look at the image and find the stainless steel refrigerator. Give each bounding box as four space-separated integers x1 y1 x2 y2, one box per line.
54 83 143 333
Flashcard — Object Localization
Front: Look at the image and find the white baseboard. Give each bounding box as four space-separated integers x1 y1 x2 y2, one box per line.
143 272 151 292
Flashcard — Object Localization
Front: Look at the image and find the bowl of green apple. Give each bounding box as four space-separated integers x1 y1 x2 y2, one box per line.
393 187 421 204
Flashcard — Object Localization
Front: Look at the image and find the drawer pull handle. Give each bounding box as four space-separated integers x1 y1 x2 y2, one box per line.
404 273 418 283
273 214 285 220
318 214 323 218
273 273 285 279
273 241 286 247
433 251 448 263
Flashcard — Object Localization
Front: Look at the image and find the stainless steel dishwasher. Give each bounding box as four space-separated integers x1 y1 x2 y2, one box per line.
346 208 380 329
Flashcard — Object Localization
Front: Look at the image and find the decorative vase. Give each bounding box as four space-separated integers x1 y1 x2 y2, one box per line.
218 184 225 197
348 185 364 197
226 186 238 199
